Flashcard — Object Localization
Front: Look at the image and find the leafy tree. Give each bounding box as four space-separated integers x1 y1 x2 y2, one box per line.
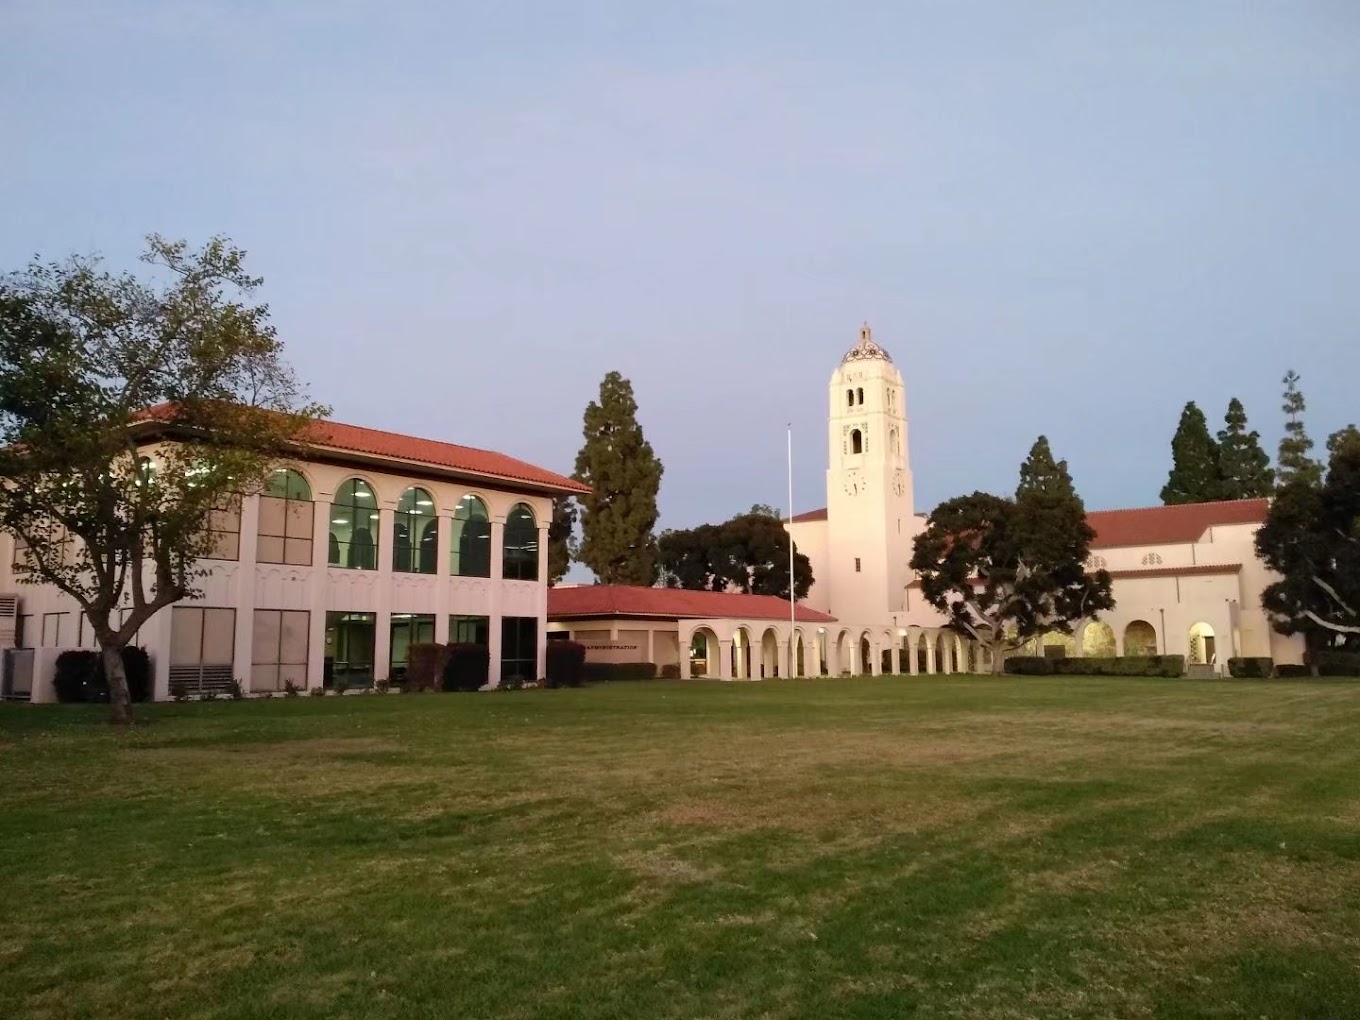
1277 370 1323 489
1257 431 1360 658
1327 424 1360 457
572 372 663 585
746 503 782 519
658 523 730 591
0 236 323 723
546 496 577 586
911 438 1114 673
1217 398 1274 499
659 512 812 600
1161 402 1224 504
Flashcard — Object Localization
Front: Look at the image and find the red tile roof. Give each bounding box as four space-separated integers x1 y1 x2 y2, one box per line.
907 562 1243 588
301 419 588 495
548 584 837 623
134 403 588 495
793 499 1269 549
1087 499 1269 549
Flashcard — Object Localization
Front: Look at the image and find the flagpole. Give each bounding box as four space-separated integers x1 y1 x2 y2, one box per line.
787 422 796 675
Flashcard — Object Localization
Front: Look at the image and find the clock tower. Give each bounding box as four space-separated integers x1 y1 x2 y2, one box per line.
824 324 917 624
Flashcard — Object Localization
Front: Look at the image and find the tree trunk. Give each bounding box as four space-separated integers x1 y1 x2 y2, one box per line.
100 640 134 725
990 635 1007 675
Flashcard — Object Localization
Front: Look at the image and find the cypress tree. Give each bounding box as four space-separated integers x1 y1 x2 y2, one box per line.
1161 402 1224 505
1016 435 1075 499
1217 398 1274 499
1277 370 1323 489
546 496 577 586
573 372 664 585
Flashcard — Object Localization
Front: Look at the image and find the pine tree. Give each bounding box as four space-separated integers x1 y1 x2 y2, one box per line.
1217 398 1274 499
1016 435 1075 499
1161 402 1224 505
572 372 663 585
546 496 577 586
1277 370 1323 489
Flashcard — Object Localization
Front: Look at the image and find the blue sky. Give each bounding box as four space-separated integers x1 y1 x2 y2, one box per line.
6 2 1359 546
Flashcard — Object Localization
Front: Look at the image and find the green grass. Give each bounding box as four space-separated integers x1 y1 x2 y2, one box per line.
3 676 1360 1019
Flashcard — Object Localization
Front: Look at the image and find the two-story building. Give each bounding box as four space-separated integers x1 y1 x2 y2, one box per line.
2 416 588 700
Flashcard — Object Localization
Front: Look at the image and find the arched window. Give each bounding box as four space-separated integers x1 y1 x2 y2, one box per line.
850 429 863 455
846 389 854 408
330 478 377 570
393 487 437 573
890 428 900 455
258 468 313 565
856 387 864 405
503 503 539 581
450 495 491 577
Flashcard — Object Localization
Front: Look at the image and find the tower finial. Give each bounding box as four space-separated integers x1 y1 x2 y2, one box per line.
843 321 892 364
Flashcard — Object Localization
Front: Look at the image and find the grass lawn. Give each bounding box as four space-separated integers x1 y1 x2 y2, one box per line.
3 676 1360 1019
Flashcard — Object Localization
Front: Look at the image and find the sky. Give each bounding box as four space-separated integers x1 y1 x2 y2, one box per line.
5 1 1360 562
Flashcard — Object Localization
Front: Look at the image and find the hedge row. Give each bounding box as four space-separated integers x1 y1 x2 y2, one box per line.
581 661 658 683
1227 652 1360 678
53 647 153 703
546 642 586 687
1005 655 1186 678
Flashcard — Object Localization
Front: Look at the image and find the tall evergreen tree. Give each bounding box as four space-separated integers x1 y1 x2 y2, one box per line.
1277 370 1323 489
1016 435 1074 499
1217 398 1274 499
546 496 577 586
573 372 663 585
1161 402 1224 505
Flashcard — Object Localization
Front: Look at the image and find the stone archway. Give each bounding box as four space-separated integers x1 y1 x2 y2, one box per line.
1189 621 1216 665
836 630 853 675
732 627 752 680
689 626 720 678
917 633 931 674
1124 620 1157 657
760 628 780 678
859 632 873 675
1082 621 1116 657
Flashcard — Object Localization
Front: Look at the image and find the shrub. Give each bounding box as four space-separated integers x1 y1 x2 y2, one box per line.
308 685 326 697
443 643 490 692
283 678 301 697
545 641 587 688
53 647 154 703
404 643 449 692
1228 657 1274 679
1276 663 1312 678
1307 650 1360 677
581 661 657 683
1050 656 1186 678
659 663 681 680
52 650 102 703
1003 656 1054 675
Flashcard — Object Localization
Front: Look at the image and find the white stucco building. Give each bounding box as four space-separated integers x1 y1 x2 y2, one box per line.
1 416 588 701
785 325 1303 674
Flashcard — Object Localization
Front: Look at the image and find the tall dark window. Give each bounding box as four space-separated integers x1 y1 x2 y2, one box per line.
393 486 437 573
846 389 854 407
450 495 491 577
325 611 375 688
501 616 538 685
258 468 313 565
329 479 378 569
449 614 489 645
856 387 864 405
502 503 539 581
850 429 863 455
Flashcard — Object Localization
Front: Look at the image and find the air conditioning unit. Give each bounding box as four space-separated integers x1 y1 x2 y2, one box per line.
0 593 17 649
